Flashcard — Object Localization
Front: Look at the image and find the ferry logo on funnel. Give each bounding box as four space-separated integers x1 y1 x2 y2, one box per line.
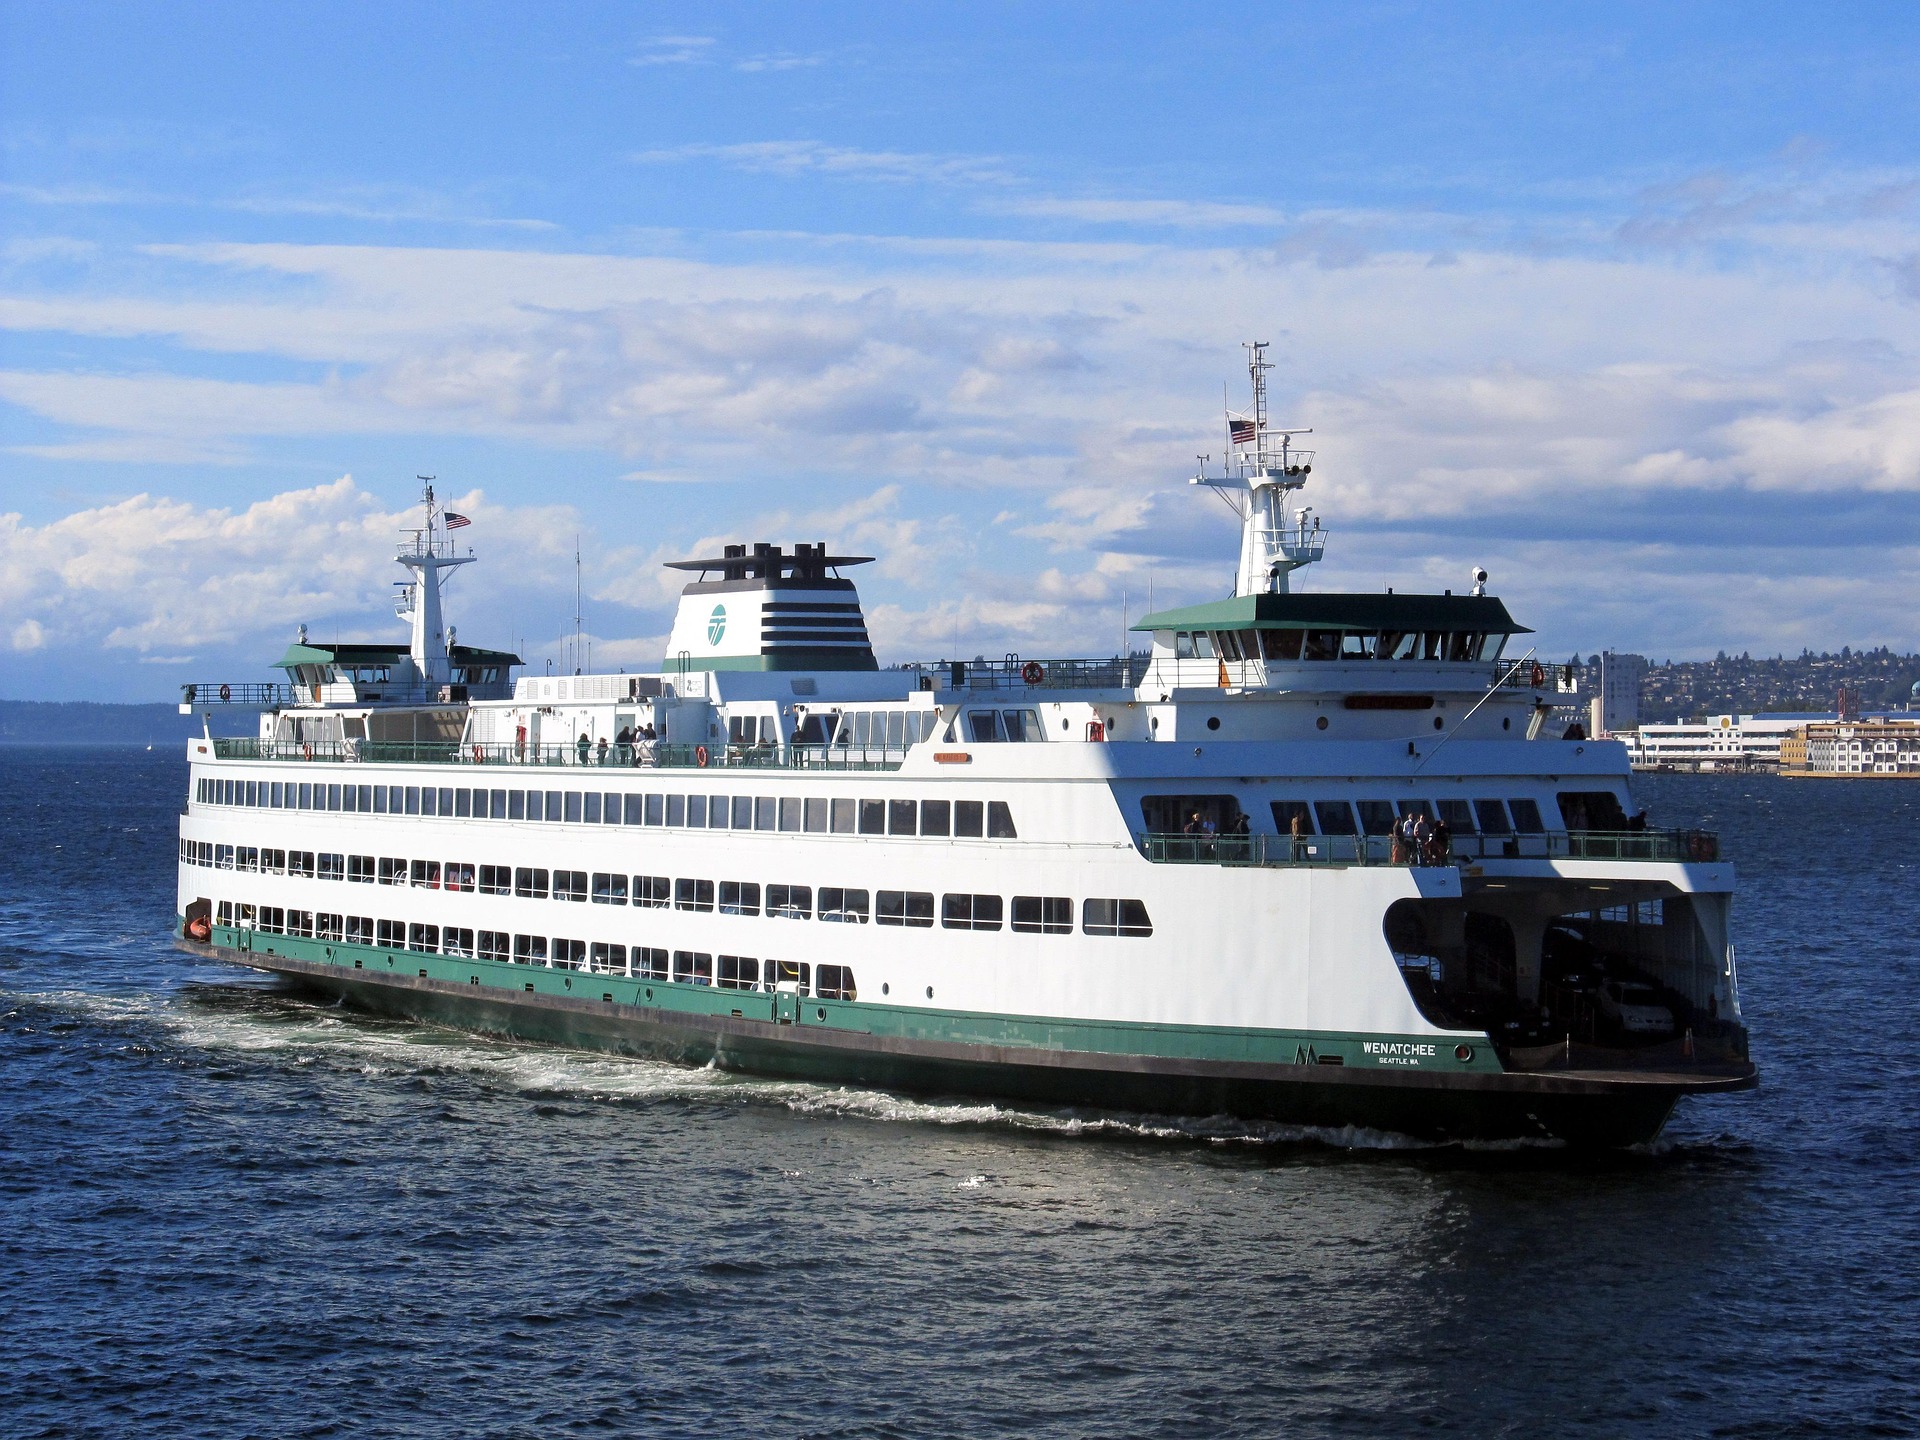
707 604 727 646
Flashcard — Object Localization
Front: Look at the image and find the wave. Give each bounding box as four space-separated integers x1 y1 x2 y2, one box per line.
7 972 1577 1156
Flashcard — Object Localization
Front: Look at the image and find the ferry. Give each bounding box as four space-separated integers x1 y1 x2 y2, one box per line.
175 346 1756 1146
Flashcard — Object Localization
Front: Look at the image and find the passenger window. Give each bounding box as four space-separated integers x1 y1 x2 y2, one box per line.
804 797 828 832
767 884 812 919
445 862 476 893
720 881 761 915
1396 800 1433 821
1355 801 1397 836
478 930 510 960
1314 801 1358 835
443 927 475 957
877 890 935 927
550 938 586 970
479 864 511 895
633 947 668 980
1191 631 1216 659
1216 630 1242 662
1084 898 1153 937
1012 896 1072 934
954 800 985 838
590 942 628 974
717 955 760 990
889 799 917 835
675 878 715 912
1474 800 1512 834
410 859 441 889
816 965 858 1001
634 875 671 908
665 794 685 827
818 888 869 923
318 853 344 881
859 799 886 835
778 797 801 832
591 872 628 905
557 871 588 902
686 794 706 827
1436 799 1476 834
920 800 951 836
732 796 754 829
513 934 547 965
515 867 550 899
767 959 811 996
1001 710 1040 742
672 951 713 986
941 894 1003 931
967 711 1003 743
1556 790 1628 831
830 798 857 833
1303 630 1340 660
1271 800 1313 834
1509 798 1546 834
754 797 776 831
1175 632 1194 659
987 801 1017 839
706 794 728 829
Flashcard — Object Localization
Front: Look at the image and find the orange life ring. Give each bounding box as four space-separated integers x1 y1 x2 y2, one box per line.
218 683 231 702
1529 661 1545 688
185 915 211 943
695 744 710 768
1021 660 1045 685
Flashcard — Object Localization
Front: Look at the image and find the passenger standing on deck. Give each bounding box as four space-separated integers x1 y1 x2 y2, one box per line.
1289 811 1306 860
615 724 633 767
576 732 591 766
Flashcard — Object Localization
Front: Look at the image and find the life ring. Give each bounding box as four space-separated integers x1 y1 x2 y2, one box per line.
1021 660 1045 685
695 744 710 768
219 683 231 702
185 915 211 943
1528 661 1545 688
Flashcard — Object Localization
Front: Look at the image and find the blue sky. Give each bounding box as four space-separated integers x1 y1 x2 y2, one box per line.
5 2 1920 698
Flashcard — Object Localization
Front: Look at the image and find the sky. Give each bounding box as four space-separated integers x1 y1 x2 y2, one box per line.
4 2 1920 700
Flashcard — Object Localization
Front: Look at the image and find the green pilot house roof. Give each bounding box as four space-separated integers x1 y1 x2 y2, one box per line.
1131 592 1530 635
273 642 524 671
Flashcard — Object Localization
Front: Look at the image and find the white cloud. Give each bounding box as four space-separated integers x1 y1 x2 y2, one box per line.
631 140 1020 187
735 52 829 73
631 35 716 67
990 197 1291 228
11 618 45 651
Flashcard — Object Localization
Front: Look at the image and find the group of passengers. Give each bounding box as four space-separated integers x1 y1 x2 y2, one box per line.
600 723 658 767
1390 809 1451 866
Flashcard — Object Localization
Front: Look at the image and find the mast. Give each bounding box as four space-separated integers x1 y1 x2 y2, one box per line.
1190 342 1326 595
394 477 474 685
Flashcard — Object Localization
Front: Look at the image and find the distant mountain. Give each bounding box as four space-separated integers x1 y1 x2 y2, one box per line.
0 701 253 745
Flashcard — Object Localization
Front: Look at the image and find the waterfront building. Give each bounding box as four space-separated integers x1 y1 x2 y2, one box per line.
1625 713 1831 771
1785 717 1920 776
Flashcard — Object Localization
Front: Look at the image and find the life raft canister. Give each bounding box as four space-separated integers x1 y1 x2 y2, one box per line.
695 744 710 768
1021 660 1045 685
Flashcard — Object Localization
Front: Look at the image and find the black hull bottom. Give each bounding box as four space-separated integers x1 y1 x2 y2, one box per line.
198 947 1752 1148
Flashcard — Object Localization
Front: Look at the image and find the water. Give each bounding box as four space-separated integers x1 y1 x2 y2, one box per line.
1 749 1915 1438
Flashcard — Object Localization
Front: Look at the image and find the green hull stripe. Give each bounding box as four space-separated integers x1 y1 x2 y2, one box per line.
193 921 1502 1076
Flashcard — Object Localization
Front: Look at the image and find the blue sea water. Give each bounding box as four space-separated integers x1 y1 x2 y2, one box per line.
1 748 1916 1439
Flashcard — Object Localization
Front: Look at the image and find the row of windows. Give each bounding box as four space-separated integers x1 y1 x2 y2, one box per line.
1173 628 1506 663
191 848 1156 937
212 903 855 998
1270 796 1547 837
195 776 1018 839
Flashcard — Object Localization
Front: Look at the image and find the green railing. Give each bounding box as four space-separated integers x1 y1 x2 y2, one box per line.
209 737 905 772
1141 827 1719 868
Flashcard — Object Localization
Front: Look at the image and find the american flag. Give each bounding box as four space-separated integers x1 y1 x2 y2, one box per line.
443 512 471 530
1228 417 1257 446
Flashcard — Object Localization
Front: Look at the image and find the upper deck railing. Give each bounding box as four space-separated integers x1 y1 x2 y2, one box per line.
896 656 1152 691
1141 827 1718 867
183 680 511 709
208 737 905 772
